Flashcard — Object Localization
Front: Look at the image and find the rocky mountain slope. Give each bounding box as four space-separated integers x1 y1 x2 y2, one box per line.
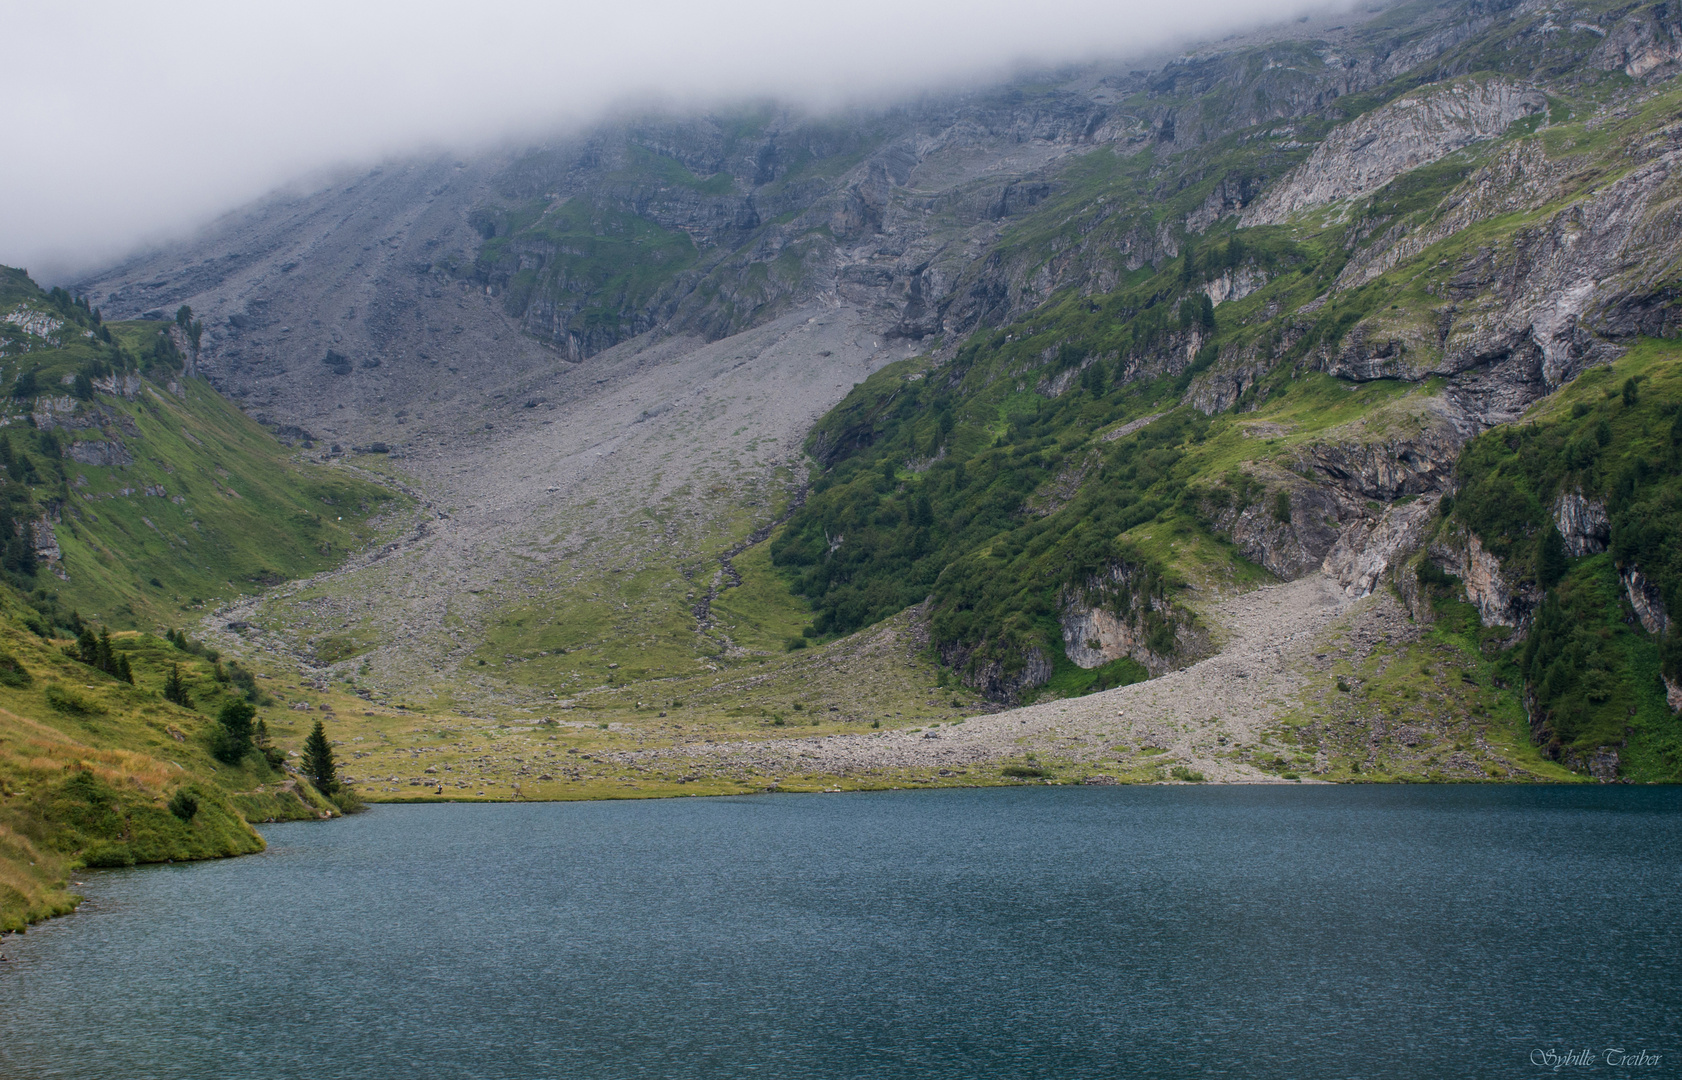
52 0 1682 790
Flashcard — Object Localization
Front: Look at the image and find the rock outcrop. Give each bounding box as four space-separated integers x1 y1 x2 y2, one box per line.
1241 81 1547 226
1432 526 1530 627
1592 1 1682 78
1553 490 1610 557
940 642 1054 702
1622 566 1671 635
1322 497 1439 599
1202 480 1349 581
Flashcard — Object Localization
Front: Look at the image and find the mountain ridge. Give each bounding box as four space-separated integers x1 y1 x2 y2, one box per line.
0 0 1664 914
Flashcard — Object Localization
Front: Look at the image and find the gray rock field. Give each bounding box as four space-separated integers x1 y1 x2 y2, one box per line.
633 573 1364 782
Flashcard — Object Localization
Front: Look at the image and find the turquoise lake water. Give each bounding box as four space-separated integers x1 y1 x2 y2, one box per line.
3 785 1678 1078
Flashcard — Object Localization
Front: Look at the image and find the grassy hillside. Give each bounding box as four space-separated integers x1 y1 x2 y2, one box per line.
0 267 405 928
0 578 352 929
0 266 402 632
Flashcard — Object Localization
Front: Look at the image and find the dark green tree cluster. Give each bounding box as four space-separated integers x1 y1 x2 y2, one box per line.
211 655 261 702
775 345 1209 683
1453 364 1682 763
0 509 37 581
69 625 132 684
211 699 256 764
9 367 38 400
0 433 43 486
1520 568 1644 753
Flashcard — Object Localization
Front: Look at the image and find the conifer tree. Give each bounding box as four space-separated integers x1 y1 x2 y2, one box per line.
76 626 98 667
96 628 115 674
302 720 338 794
115 653 133 685
163 663 191 707
213 699 256 764
1537 523 1569 589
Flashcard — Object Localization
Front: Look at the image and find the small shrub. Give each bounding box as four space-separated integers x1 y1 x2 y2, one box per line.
1282 772 1300 780
82 842 136 868
1002 764 1048 778
785 637 808 651
0 651 32 688
330 788 367 814
870 719 881 729
1169 766 1206 782
45 683 102 716
167 789 199 821
1336 678 1351 693
1272 490 1293 524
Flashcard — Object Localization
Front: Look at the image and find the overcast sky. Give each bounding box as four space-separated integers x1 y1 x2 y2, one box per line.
2 0 1349 280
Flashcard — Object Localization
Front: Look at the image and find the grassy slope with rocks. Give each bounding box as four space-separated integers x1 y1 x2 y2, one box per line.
223 0 1682 790
0 267 402 631
0 589 347 930
770 3 1682 778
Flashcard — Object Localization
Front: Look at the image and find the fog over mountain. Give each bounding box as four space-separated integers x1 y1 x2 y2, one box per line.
4 0 1343 277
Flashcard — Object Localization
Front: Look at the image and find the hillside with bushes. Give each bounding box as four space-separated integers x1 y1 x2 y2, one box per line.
0 267 399 928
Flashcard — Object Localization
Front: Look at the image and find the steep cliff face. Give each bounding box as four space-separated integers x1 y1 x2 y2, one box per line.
1201 478 1351 580
1321 497 1439 598
1623 565 1672 633
1057 564 1207 676
1553 490 1610 556
1431 525 1534 626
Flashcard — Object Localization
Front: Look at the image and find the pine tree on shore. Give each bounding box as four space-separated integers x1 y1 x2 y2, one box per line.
302 720 338 794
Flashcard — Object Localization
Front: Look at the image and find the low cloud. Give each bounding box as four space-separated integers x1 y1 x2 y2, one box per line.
2 0 1347 280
